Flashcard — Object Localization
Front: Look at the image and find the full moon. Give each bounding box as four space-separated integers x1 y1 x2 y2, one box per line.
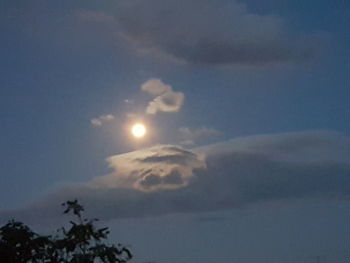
131 123 146 138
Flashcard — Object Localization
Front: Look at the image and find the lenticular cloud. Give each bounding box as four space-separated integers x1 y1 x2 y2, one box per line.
2 131 350 224
93 145 206 191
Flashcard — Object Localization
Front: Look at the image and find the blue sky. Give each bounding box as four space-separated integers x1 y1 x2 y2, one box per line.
1 1 350 262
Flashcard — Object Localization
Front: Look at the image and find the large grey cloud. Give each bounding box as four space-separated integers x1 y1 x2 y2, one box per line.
2 0 318 66
2 131 350 224
114 0 315 65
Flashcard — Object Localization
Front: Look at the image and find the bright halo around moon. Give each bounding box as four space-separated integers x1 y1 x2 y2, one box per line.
131 123 146 138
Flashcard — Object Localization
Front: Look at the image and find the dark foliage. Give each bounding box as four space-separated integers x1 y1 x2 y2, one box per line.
0 200 132 263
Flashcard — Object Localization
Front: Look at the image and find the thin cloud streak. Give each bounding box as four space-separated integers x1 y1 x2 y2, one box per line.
90 114 115 127
179 127 223 146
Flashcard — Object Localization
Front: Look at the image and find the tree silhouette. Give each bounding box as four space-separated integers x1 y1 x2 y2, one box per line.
0 200 132 263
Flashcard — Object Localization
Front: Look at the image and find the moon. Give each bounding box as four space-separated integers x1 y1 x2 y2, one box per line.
131 123 146 138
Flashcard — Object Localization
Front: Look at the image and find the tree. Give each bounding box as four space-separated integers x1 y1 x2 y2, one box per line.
0 200 132 263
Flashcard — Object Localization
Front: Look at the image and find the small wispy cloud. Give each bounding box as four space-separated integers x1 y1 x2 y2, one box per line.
179 127 223 146
141 79 184 115
90 114 115 127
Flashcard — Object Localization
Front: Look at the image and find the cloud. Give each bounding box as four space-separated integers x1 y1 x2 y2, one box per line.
141 78 172 96
2 131 350 224
4 0 318 66
114 0 316 65
90 114 115 127
179 127 222 146
74 10 115 25
95 145 206 192
141 79 184 114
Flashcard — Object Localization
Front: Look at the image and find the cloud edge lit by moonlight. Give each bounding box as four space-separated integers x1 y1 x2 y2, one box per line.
2 130 350 224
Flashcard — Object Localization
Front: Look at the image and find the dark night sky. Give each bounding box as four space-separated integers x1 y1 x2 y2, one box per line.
1 1 350 262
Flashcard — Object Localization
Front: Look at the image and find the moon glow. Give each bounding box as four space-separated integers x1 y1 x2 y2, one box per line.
131 123 146 138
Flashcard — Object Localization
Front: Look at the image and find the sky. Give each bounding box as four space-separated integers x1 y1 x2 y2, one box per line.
1 0 350 262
